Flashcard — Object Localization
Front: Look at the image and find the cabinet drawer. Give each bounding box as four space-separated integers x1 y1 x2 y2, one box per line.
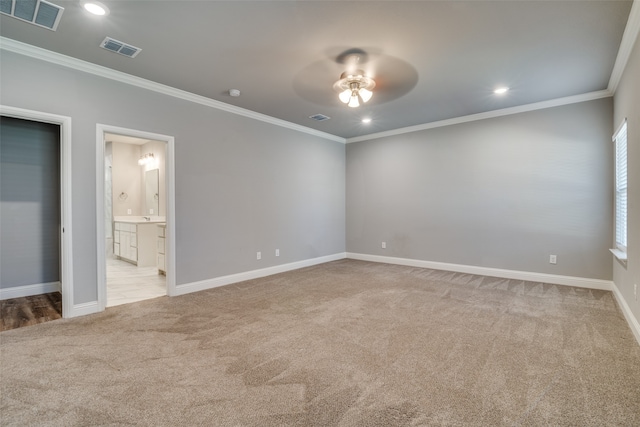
157 237 165 254
128 223 137 233
115 222 122 231
157 226 165 237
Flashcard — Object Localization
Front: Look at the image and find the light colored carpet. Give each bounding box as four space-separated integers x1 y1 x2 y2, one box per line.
1 259 639 426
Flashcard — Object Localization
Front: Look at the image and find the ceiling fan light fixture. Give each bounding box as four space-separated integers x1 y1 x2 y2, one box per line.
359 88 373 103
333 69 375 108
339 88 352 104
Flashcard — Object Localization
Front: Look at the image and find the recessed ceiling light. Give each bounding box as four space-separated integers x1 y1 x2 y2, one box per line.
82 1 109 16
494 87 509 95
362 118 372 124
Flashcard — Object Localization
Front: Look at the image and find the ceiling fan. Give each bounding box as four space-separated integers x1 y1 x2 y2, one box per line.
292 47 418 109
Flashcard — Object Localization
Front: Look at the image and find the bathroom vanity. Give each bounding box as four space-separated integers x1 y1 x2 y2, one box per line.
157 224 166 275
114 217 166 267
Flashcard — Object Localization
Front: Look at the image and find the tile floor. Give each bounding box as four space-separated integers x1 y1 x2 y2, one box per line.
107 256 166 307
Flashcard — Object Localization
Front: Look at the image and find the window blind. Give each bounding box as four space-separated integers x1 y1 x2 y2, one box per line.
614 120 627 251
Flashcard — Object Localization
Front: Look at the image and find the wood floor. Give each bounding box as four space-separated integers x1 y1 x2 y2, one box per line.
0 292 62 332
1 258 165 332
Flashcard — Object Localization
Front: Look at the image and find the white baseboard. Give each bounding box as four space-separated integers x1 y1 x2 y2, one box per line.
0 282 61 300
67 301 100 318
175 252 347 296
611 283 640 347
346 253 613 291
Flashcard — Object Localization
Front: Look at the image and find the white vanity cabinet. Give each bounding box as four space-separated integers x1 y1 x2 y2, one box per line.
114 222 137 263
157 224 166 275
114 220 164 267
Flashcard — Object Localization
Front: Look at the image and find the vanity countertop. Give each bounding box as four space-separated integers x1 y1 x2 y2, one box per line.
114 216 166 224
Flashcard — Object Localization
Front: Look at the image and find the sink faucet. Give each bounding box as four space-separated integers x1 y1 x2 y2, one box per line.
143 216 150 221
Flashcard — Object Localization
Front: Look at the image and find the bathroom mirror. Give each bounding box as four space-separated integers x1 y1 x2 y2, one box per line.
145 169 159 215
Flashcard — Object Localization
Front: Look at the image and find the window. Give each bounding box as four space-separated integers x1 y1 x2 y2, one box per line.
614 120 627 252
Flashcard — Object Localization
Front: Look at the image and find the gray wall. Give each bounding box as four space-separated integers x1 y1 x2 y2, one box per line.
0 46 621 311
0 51 346 305
1 117 60 288
347 98 613 280
613 34 640 326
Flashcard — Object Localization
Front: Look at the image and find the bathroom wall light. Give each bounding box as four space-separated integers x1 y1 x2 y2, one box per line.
138 153 154 166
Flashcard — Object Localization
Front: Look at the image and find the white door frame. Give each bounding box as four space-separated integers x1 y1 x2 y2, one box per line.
0 105 74 318
96 124 176 310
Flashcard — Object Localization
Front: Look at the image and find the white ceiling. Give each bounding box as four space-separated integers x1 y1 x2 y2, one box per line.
0 1 634 139
104 133 152 146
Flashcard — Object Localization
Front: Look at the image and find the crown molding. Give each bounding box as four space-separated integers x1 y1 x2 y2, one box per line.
1 26 628 146
346 89 612 143
0 37 346 144
608 0 640 93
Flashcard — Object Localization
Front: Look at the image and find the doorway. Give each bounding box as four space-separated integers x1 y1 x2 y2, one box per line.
96 125 176 311
105 134 166 306
0 106 73 319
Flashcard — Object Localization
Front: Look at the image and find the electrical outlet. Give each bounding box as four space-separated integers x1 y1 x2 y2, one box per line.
382 242 386 249
150 208 154 215
275 249 280 257
127 209 132 215
549 254 557 264
257 252 261 260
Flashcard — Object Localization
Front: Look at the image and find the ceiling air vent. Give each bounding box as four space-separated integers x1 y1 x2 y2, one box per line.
0 0 64 31
100 37 142 58
309 114 331 122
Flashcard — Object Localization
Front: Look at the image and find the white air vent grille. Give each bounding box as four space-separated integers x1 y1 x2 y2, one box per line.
100 37 142 58
0 0 64 31
309 114 331 122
